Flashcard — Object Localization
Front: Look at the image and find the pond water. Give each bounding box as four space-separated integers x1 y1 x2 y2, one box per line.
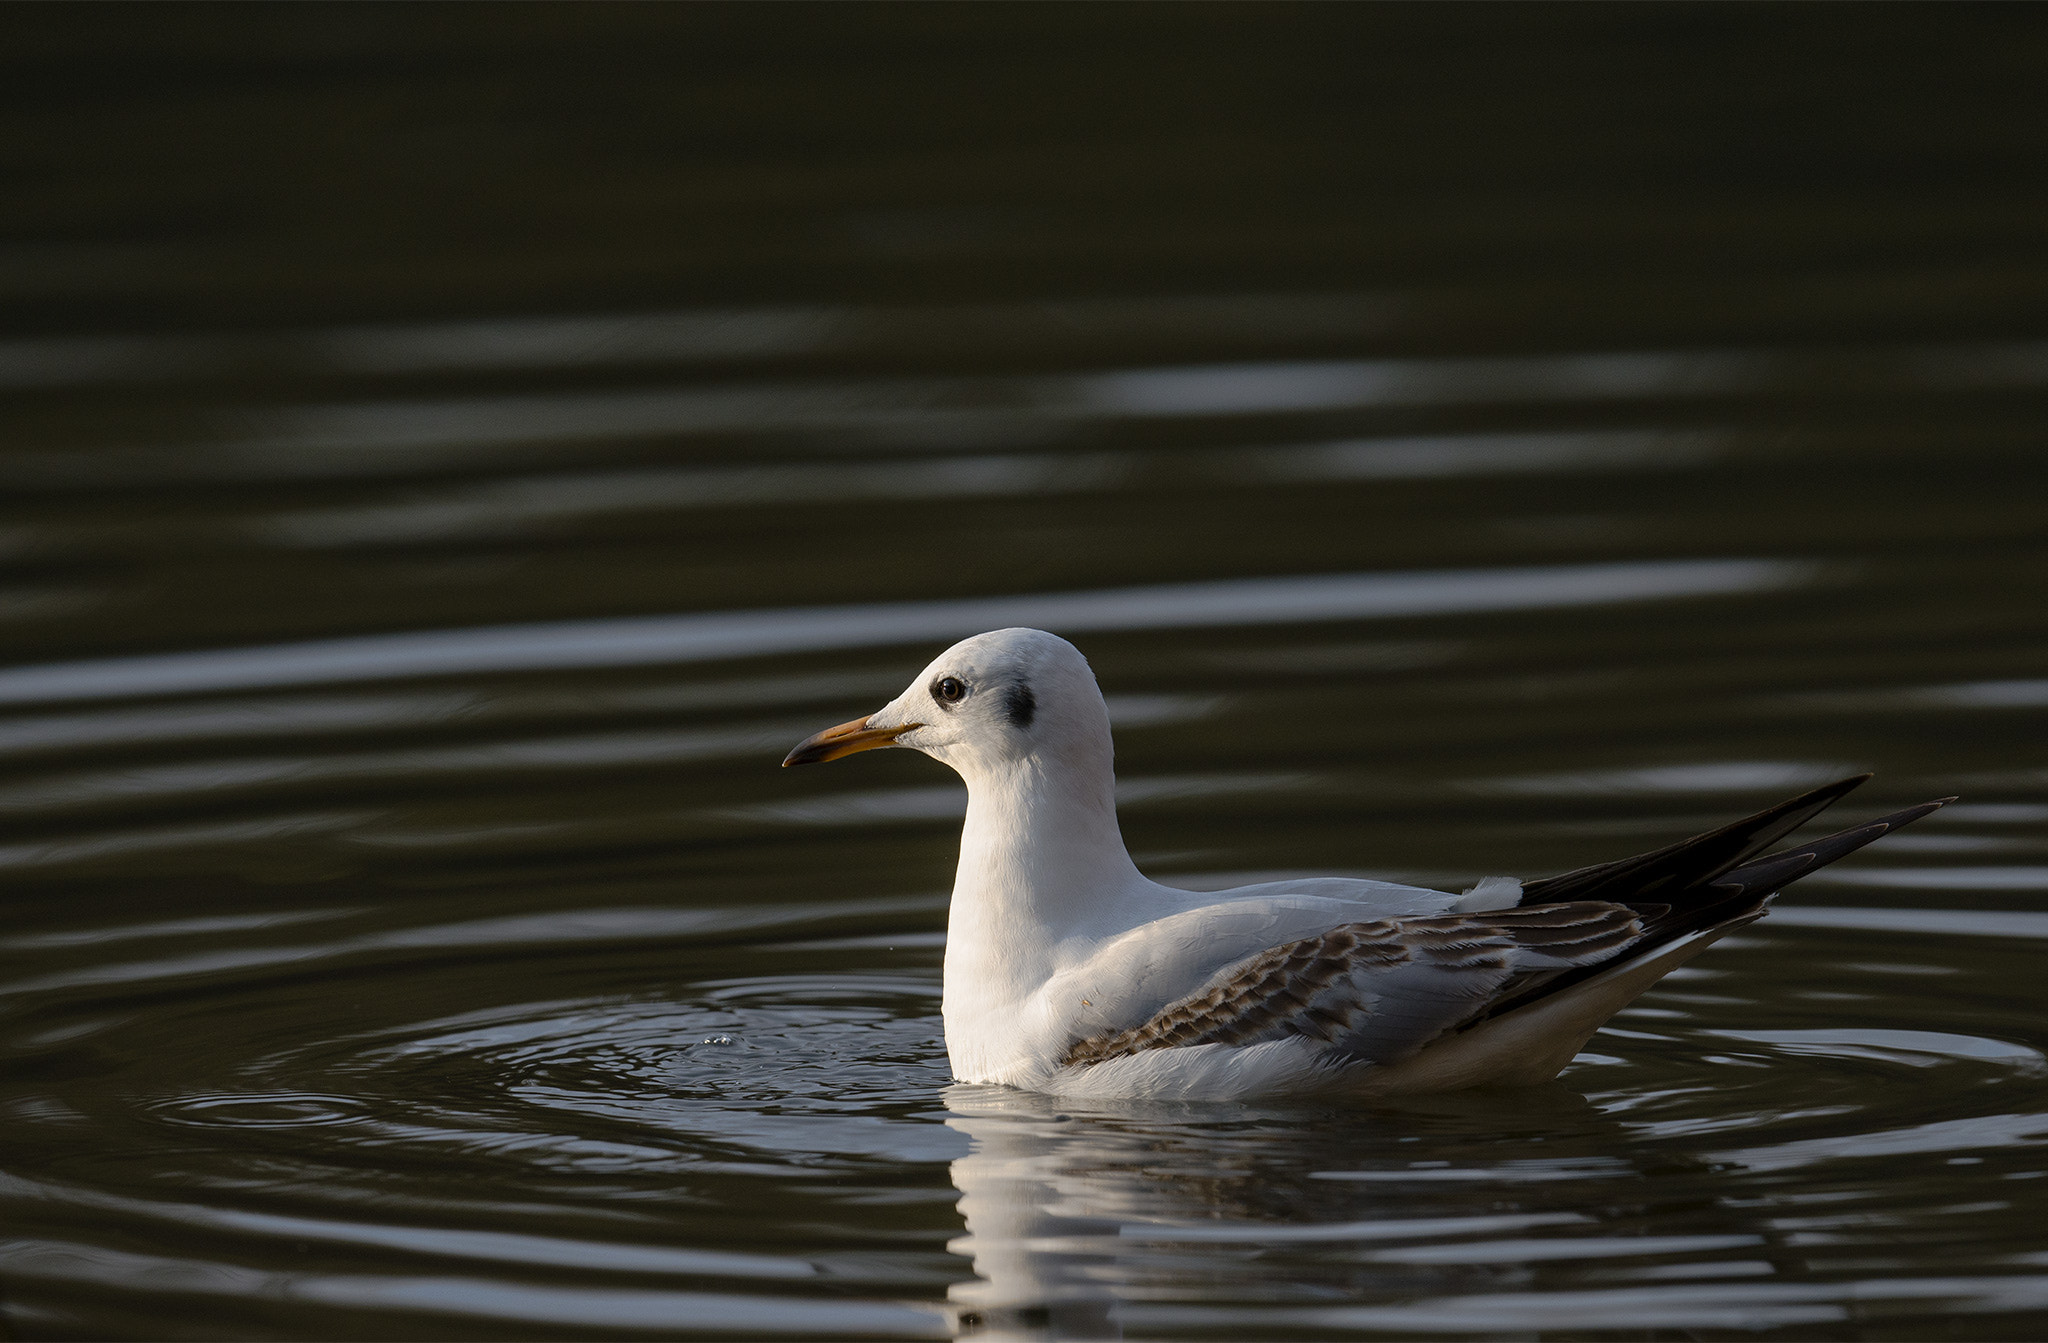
3 9 2048 1339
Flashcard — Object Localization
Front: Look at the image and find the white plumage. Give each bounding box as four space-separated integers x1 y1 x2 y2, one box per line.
783 627 1946 1100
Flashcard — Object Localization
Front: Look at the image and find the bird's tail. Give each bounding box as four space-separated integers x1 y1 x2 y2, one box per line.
1707 796 1955 905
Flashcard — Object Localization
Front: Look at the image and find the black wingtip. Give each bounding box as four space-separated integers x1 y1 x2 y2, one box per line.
1867 796 1955 831
1484 783 1953 1030
1805 772 1873 801
1717 793 1957 900
1518 771 1877 908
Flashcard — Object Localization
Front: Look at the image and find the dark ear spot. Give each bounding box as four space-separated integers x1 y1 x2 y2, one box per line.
1003 683 1036 730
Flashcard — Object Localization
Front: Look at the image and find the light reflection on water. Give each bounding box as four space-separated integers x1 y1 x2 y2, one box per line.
5 8 2048 1339
0 558 1806 706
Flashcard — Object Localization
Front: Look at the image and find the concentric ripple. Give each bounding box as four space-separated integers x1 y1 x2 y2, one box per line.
12 922 2044 1338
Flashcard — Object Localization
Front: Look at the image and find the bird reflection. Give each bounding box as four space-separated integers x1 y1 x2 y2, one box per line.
939 1081 1642 1341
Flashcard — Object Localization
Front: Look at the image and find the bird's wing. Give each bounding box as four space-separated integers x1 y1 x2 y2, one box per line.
1060 901 1644 1069
1476 793 1954 1022
1057 785 1954 1077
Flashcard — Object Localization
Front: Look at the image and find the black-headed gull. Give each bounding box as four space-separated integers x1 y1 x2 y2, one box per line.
784 628 1948 1099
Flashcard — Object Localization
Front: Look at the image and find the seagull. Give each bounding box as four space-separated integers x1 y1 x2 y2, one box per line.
783 628 1951 1100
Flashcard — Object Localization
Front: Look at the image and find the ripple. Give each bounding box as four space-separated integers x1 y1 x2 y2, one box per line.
1134 1275 2048 1333
1709 1028 2048 1077
150 1092 369 1129
0 558 1808 706
0 899 937 1000
0 1238 949 1337
238 978 962 1174
1769 905 2048 938
1708 1112 2048 1173
1480 760 1857 797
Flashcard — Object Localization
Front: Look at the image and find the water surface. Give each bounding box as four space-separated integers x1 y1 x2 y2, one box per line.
3 9 2048 1339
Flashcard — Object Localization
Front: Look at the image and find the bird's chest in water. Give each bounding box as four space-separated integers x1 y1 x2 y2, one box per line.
940 966 1063 1082
939 951 1180 1085
941 1001 1059 1085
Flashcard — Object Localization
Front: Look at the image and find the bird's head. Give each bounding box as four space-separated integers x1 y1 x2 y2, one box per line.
782 627 1109 778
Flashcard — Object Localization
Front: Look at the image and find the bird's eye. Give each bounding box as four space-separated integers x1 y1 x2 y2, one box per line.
932 676 966 704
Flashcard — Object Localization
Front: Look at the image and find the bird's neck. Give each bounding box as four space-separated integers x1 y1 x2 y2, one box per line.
943 749 1146 1005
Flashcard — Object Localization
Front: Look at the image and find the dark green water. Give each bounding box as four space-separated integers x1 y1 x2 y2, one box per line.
4 8 2048 1338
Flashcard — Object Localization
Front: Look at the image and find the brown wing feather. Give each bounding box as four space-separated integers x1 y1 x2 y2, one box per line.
1061 902 1643 1069
1063 787 1954 1074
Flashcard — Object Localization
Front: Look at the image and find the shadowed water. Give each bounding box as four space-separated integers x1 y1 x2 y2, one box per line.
3 8 2048 1339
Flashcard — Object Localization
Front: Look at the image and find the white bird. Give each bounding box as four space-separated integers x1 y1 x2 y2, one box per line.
783 628 1949 1100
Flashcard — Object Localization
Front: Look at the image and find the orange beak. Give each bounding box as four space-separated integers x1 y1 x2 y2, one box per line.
781 715 922 767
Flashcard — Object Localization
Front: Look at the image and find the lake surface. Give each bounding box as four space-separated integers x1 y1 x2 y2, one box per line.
3 9 2048 1339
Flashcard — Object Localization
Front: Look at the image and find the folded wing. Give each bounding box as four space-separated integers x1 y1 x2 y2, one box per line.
1062 777 1954 1074
1061 902 1643 1068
